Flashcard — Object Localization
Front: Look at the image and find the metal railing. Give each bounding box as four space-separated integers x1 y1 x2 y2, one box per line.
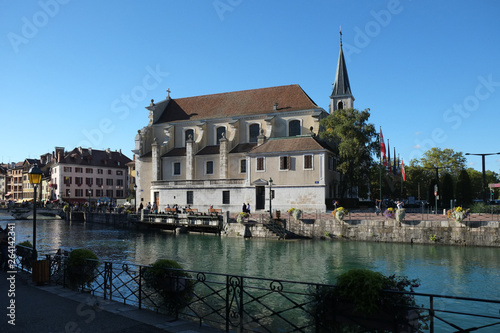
13 252 500 333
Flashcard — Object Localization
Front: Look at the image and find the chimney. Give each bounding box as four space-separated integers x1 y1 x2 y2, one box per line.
273 102 278 111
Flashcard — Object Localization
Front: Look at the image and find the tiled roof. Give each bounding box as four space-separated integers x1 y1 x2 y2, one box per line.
197 146 220 155
59 148 132 167
229 143 257 154
248 136 334 154
153 84 319 124
162 148 186 157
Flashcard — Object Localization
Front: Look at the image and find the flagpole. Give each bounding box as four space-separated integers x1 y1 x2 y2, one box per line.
379 128 383 204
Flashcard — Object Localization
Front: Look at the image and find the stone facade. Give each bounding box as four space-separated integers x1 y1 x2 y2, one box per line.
134 43 358 214
134 85 341 214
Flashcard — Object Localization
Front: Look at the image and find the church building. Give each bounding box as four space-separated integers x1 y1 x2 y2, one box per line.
134 42 354 213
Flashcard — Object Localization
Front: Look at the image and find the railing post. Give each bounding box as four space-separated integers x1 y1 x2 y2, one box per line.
103 262 108 300
108 262 113 301
138 266 143 310
429 295 434 333
239 276 244 333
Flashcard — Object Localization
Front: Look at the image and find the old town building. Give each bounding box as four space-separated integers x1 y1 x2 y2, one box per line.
134 43 353 213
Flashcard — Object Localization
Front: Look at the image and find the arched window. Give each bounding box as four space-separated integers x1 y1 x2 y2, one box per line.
249 124 260 143
184 129 194 146
288 120 301 136
216 126 226 145
337 101 344 110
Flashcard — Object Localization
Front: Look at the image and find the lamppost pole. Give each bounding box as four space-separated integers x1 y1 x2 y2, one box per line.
28 164 42 259
465 152 500 202
268 178 273 219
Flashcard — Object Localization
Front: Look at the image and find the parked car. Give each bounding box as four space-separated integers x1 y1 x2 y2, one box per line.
415 200 429 207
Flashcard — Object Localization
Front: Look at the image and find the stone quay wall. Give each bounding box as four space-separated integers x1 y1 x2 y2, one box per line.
224 211 500 247
286 217 500 247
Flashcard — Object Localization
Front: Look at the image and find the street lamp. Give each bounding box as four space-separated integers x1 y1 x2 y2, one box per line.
268 178 273 219
28 164 42 259
134 184 137 212
465 152 500 202
87 185 92 211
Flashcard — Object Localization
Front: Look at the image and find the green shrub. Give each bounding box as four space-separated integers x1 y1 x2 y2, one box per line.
309 269 425 331
143 259 193 316
66 249 99 290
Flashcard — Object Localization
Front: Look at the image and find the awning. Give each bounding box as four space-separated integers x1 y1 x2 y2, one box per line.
5 192 11 197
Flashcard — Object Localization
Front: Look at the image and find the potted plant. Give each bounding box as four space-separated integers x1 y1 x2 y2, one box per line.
447 206 470 223
288 208 302 220
333 207 348 221
143 259 193 316
384 207 395 219
309 268 425 332
396 208 406 223
236 212 249 223
65 248 99 290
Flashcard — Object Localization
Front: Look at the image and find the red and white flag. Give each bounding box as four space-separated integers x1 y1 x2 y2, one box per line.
402 159 406 181
380 127 387 166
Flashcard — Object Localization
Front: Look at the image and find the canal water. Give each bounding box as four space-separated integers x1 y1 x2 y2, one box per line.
2 215 500 330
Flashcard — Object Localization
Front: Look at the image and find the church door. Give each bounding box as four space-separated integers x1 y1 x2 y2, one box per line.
255 186 265 210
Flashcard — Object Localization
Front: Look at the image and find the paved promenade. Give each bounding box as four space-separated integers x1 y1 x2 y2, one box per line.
0 270 221 333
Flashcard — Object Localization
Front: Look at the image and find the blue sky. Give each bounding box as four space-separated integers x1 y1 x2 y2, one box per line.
1 0 499 172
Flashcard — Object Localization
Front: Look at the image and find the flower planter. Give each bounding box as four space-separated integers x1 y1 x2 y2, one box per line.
335 211 345 221
395 208 406 223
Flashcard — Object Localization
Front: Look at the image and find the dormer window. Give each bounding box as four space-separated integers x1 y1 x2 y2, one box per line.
216 126 226 145
288 120 301 136
185 129 194 146
249 124 260 143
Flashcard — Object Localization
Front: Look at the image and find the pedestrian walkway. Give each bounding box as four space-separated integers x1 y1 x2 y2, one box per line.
0 270 221 333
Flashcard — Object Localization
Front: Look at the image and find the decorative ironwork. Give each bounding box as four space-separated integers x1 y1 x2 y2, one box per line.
12 253 500 332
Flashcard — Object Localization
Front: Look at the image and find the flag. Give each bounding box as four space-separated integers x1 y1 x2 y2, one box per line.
380 127 387 166
402 159 406 181
387 140 391 172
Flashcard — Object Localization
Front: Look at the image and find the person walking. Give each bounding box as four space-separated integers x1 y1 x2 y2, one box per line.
246 203 251 215
242 203 247 213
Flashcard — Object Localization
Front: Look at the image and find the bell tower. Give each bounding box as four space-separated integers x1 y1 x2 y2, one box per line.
330 29 354 113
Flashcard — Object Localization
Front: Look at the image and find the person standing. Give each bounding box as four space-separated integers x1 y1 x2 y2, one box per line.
246 203 251 215
242 203 247 213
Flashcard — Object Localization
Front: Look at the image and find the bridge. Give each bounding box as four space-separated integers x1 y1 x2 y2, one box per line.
6 208 65 220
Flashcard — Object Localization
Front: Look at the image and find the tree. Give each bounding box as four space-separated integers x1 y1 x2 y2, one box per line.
319 108 377 198
467 168 500 201
404 161 433 201
456 169 472 206
419 148 466 179
441 173 454 209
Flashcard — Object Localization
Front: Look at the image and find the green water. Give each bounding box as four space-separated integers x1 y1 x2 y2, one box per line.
3 216 499 298
2 216 500 331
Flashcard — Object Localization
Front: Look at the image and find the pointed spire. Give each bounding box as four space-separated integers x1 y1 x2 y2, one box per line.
330 29 354 112
331 40 352 98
